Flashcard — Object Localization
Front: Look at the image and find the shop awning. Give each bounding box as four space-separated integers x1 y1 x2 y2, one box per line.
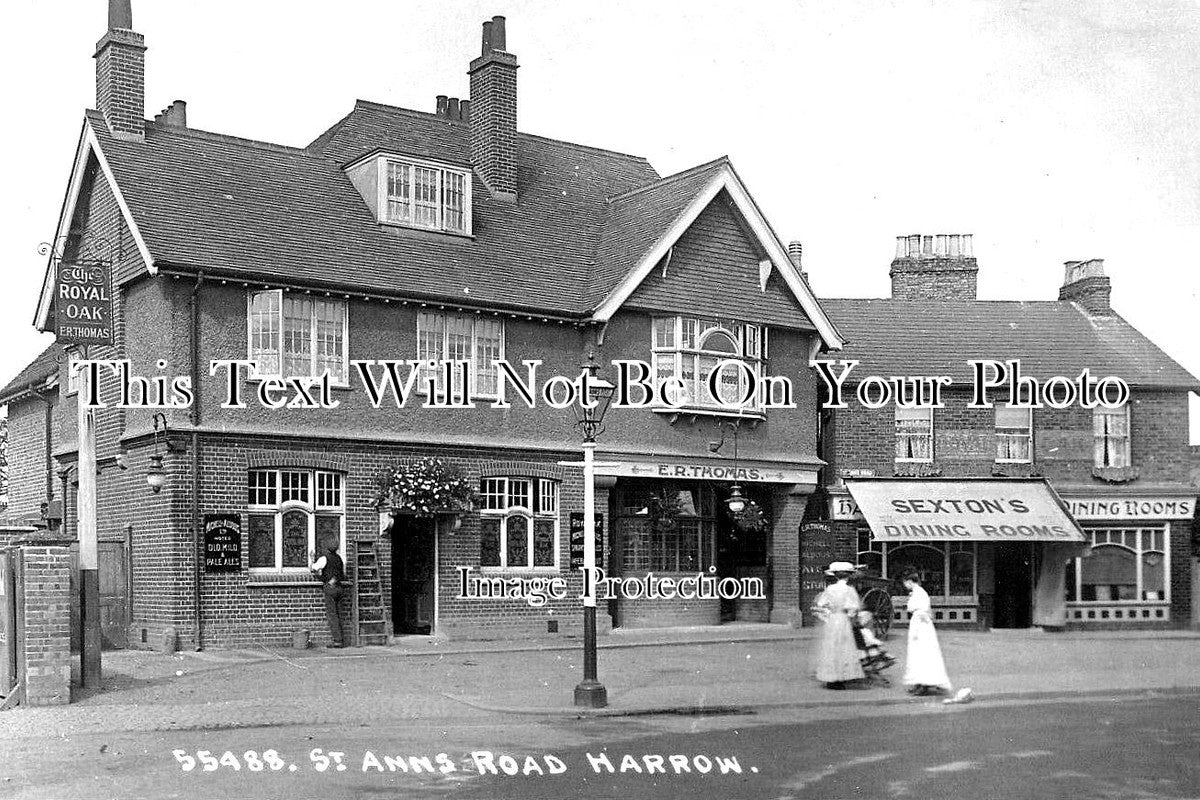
845 478 1087 543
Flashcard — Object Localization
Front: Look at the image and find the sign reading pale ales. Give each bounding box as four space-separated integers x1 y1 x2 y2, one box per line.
55 260 113 345
203 513 242 573
846 479 1087 542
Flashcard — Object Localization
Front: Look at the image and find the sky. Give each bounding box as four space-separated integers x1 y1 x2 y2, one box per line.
1 0 1198 439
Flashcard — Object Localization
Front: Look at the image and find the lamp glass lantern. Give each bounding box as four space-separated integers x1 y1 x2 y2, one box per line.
146 413 168 493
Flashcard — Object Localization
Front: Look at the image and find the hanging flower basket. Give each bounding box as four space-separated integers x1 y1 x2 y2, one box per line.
373 458 478 518
727 499 768 533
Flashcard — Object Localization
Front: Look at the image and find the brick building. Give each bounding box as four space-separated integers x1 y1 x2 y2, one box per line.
0 345 61 537
13 4 845 649
811 234 1200 630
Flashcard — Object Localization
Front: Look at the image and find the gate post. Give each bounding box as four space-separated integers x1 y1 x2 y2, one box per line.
16 536 73 706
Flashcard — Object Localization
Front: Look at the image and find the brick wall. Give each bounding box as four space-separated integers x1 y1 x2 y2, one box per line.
18 545 72 706
94 30 145 139
6 398 53 520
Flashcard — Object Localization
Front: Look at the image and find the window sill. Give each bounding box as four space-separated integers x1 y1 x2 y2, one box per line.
245 375 352 391
1092 465 1140 483
653 407 765 424
478 566 562 574
380 220 475 240
247 571 320 587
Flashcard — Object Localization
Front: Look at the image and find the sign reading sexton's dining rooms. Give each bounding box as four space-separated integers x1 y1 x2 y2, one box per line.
845 480 1087 542
55 261 113 345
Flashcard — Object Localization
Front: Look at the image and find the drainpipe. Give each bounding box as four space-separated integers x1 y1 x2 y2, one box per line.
189 273 205 650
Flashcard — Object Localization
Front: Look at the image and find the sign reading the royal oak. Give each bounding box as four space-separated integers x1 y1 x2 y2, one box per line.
203 513 242 573
55 260 113 345
569 512 604 570
846 479 1087 542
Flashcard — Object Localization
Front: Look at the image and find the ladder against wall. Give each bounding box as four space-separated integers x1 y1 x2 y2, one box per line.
354 541 389 646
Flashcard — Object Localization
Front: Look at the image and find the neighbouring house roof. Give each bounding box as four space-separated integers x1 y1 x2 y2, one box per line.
0 343 60 404
820 298 1200 390
37 102 841 346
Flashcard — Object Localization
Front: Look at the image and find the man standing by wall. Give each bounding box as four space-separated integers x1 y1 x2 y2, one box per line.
311 541 347 648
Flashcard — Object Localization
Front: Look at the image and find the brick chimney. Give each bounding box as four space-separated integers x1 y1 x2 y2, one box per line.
94 0 146 141
889 234 978 301
468 16 518 202
1059 258 1112 315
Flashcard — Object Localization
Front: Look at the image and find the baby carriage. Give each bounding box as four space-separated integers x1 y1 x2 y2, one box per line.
852 610 896 685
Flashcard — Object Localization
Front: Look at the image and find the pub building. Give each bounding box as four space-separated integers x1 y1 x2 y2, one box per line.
4 3 846 649
813 238 1200 630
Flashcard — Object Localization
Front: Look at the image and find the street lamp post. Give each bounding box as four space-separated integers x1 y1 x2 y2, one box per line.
571 353 615 708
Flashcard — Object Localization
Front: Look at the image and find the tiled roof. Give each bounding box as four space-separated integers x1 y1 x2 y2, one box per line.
90 101 667 316
820 299 1200 390
588 157 731 308
0 344 59 404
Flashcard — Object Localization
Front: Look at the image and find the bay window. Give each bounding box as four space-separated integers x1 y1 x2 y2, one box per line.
650 316 767 412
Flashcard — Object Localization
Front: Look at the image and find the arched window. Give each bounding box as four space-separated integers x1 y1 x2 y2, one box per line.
651 316 766 413
247 469 345 573
479 477 559 570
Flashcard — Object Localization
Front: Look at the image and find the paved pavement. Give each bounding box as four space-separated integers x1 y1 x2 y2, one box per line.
2 624 1198 738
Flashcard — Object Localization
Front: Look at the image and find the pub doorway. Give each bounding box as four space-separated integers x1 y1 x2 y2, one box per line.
993 542 1035 628
391 517 436 635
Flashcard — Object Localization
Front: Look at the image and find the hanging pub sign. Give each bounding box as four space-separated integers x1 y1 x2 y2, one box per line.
569 512 604 570
54 259 113 345
203 513 242 573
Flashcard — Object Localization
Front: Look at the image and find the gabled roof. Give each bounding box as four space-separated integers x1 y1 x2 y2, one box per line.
590 158 844 346
35 103 843 350
820 298 1200 390
0 344 60 405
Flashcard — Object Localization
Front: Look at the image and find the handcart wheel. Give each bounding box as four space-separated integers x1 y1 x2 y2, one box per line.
861 587 893 640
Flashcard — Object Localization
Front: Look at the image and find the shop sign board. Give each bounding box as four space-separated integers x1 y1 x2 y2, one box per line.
595 458 814 484
55 260 113 345
1064 496 1195 521
846 479 1087 542
569 512 604 570
829 494 862 520
203 513 242 573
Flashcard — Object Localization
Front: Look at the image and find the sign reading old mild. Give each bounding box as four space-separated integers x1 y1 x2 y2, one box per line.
55 260 113 345
203 513 242 573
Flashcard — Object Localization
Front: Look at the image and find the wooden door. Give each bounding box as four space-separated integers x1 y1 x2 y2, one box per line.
68 542 129 650
392 518 435 635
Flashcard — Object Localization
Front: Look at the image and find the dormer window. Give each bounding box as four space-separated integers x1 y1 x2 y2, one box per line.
347 153 472 235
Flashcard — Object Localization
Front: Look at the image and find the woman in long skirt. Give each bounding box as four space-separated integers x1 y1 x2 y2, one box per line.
811 561 866 689
900 568 953 696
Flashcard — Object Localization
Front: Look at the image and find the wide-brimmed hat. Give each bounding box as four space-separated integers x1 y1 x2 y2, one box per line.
824 560 858 576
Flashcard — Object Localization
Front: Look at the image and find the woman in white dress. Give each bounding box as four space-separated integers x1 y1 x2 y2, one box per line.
811 561 866 689
901 568 952 696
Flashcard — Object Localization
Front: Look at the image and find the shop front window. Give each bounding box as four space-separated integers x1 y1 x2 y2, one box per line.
856 528 977 599
1067 527 1168 602
478 477 558 570
617 483 717 573
247 468 345 573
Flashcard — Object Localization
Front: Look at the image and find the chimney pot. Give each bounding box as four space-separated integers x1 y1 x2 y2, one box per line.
108 0 133 30
459 99 470 121
787 241 803 269
481 20 493 54
490 16 507 51
436 95 449 116
447 97 460 120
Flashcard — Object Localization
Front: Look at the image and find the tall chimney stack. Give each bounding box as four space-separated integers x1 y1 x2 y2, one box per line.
788 241 807 282
95 0 146 141
1059 259 1112 315
889 233 978 301
468 16 519 202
